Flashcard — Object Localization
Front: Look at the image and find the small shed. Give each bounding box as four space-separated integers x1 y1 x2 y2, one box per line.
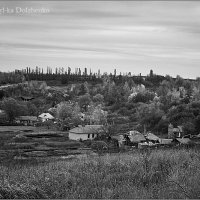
69 125 104 141
159 139 173 145
16 116 38 126
38 113 54 122
145 132 160 143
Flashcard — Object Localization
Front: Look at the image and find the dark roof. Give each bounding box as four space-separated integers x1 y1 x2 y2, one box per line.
145 132 160 141
69 125 104 134
129 131 146 143
17 116 37 121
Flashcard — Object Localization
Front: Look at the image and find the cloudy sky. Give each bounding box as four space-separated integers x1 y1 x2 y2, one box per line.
0 1 200 78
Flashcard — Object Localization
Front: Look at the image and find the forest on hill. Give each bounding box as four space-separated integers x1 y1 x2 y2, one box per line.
0 67 200 137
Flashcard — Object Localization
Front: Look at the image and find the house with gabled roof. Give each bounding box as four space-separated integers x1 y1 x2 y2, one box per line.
69 125 104 141
168 123 183 139
38 113 54 122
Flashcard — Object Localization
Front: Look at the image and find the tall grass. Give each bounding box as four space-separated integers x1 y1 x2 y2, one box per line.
0 148 200 199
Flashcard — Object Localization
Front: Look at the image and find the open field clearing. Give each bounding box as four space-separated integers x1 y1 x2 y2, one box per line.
0 126 86 161
0 126 56 147
0 148 200 199
0 126 37 133
0 126 51 134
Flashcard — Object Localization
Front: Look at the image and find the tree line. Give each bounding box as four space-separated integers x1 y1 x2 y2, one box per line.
0 67 169 87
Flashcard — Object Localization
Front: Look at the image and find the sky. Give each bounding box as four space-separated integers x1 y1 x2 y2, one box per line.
0 1 200 79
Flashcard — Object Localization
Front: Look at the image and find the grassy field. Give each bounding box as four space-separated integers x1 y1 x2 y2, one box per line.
0 148 200 199
0 126 37 132
0 126 54 150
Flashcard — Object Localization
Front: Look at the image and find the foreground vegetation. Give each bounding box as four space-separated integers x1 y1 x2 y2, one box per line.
0 148 200 199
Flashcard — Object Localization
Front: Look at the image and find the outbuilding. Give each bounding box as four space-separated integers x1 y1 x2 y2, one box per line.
15 116 38 126
159 138 173 146
38 113 54 122
145 132 160 143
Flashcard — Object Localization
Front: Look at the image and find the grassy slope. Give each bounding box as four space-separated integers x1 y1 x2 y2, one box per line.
0 148 200 199
0 126 51 149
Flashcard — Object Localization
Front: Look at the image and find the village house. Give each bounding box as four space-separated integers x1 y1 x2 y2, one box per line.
38 113 54 122
68 125 104 141
111 131 146 147
15 116 38 126
168 123 183 139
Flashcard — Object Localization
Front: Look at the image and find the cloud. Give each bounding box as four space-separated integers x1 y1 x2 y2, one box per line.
0 1 200 78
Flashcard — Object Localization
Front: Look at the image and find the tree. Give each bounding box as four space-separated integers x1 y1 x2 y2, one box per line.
56 101 82 128
79 82 89 95
192 86 200 101
167 104 195 127
78 94 91 111
195 115 200 133
136 102 164 132
0 90 5 100
85 104 107 125
175 75 184 88
43 120 54 130
1 98 22 122
93 93 104 105
183 121 196 135
150 69 153 77
123 81 131 101
27 102 38 116
130 91 155 103
56 101 74 120
103 80 116 105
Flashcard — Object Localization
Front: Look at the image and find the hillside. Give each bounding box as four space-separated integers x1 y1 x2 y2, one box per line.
0 70 200 138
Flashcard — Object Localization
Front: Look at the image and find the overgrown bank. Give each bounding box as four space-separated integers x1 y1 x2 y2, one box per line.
0 148 200 199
